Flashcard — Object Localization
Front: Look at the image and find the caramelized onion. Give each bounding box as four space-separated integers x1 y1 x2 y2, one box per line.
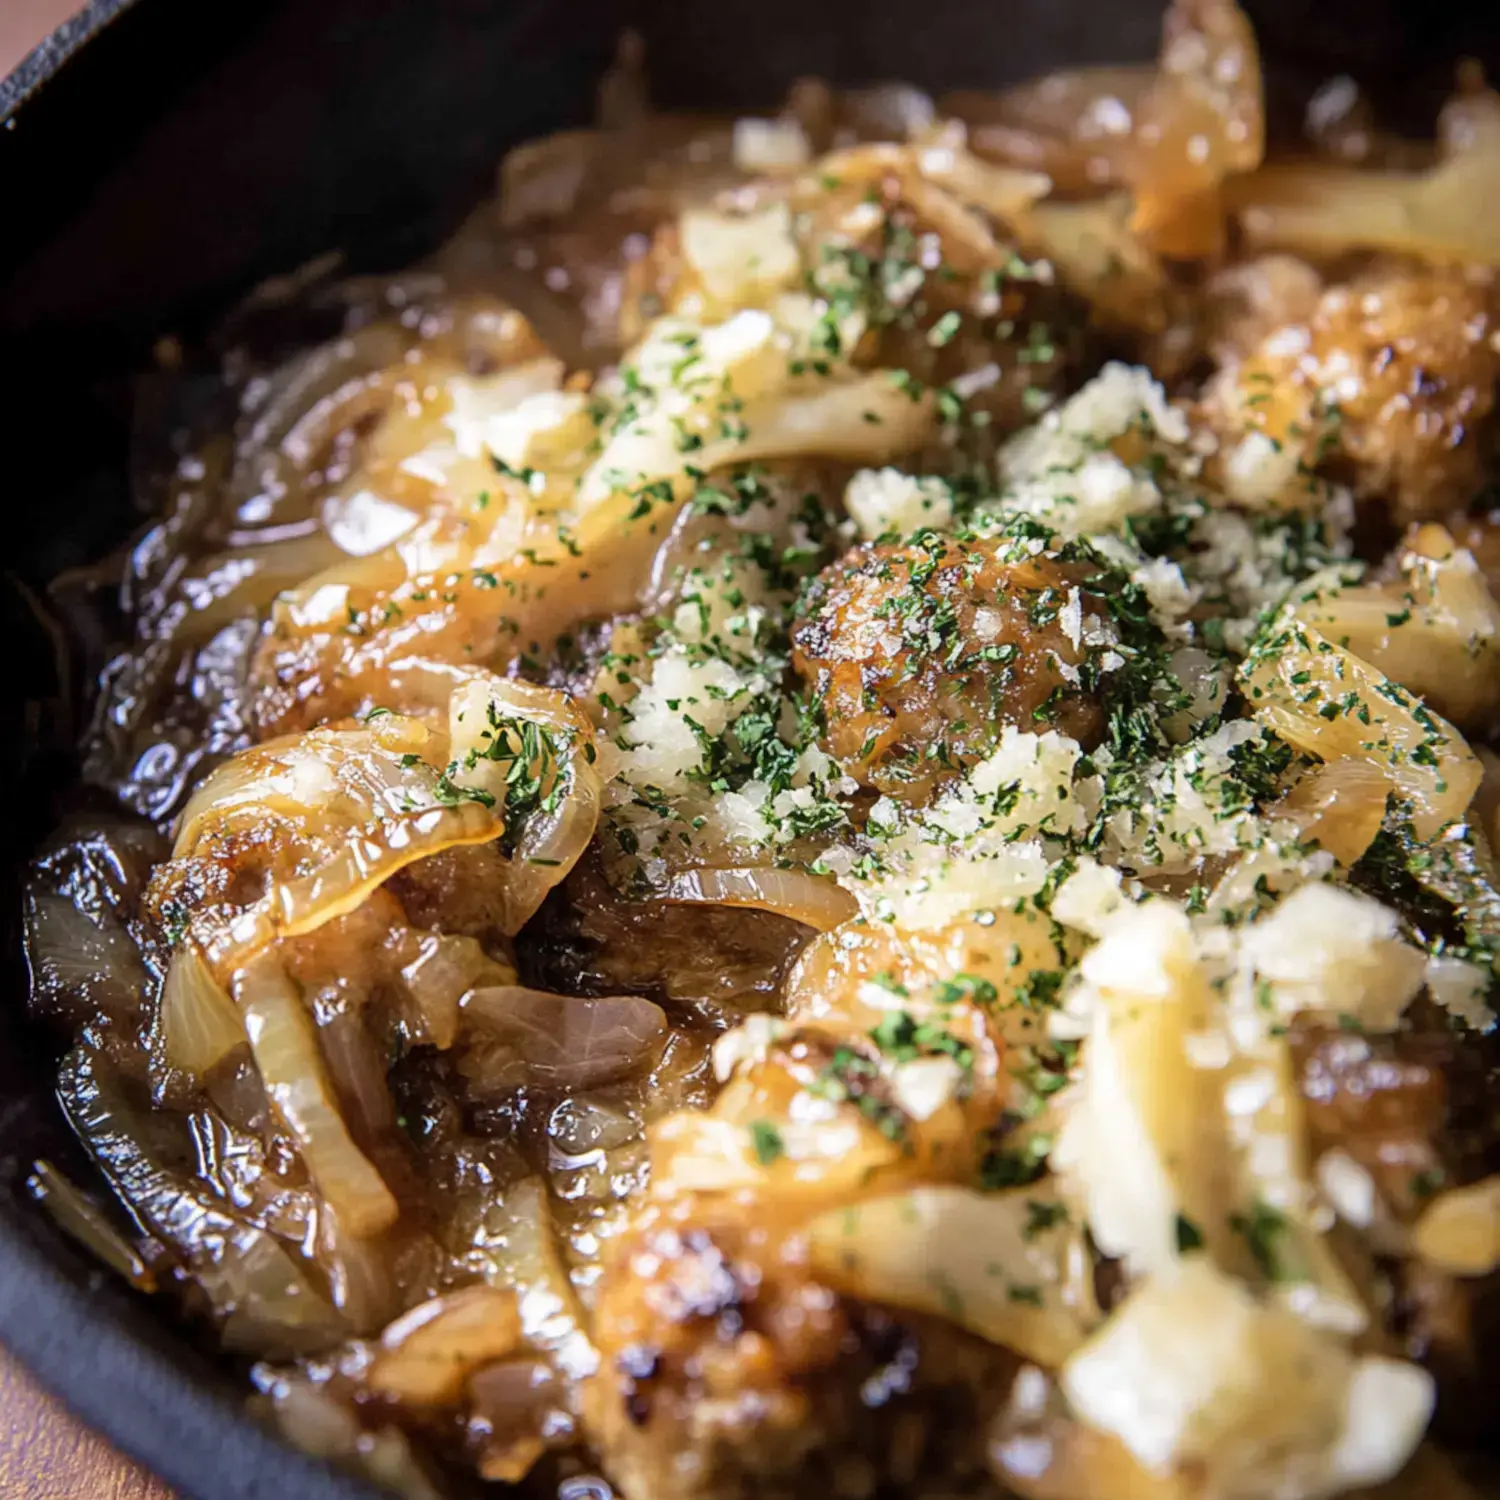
315 1202 404 1336
163 533 351 646
395 929 504 1050
661 865 856 931
368 1285 523 1406
1294 534 1500 733
949 0 1264 260
1273 759 1391 868
160 943 246 1079
576 363 936 510
466 1358 564 1483
57 1046 344 1356
235 954 399 1238
1241 624 1481 839
233 327 407 487
805 1183 1089 1365
23 818 161 1027
945 67 1156 192
1231 75 1500 264
171 717 502 974
471 1177 597 1380
1413 1175 1500 1277
460 986 667 1090
23 887 151 1027
263 1374 445 1500
1018 194 1170 335
1127 0 1263 257
444 672 603 933
27 1159 156 1291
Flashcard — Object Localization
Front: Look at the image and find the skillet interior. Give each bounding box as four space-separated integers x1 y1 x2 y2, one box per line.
6 1 1500 1495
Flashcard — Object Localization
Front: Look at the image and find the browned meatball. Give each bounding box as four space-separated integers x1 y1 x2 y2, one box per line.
1289 1000 1500 1445
1314 269 1499 522
586 1205 1014 1500
1290 1012 1451 1216
794 171 1079 436
623 165 1081 439
1291 999 1500 1214
791 537 1106 799
1218 266 1500 524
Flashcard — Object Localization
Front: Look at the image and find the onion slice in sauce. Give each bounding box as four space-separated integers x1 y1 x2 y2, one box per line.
660 865 857 931
1230 75 1500 266
367 1285 523 1406
57 1045 346 1355
460 986 668 1090
163 667 600 975
171 715 502 974
1241 622 1481 840
160 942 247 1078
442 671 603 934
235 953 399 1239
805 1183 1090 1366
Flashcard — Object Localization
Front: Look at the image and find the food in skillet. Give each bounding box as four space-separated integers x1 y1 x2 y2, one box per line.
23 3 1500 1496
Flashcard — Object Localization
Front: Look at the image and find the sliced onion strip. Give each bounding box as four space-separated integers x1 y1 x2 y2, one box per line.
368 1285 522 1406
160 942 247 1078
1241 623 1481 839
235 953 399 1238
805 1184 1089 1366
661 865 858 931
460 986 667 1089
1413 1175 1500 1277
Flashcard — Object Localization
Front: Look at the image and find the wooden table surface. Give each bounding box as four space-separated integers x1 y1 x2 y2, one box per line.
1 0 80 78
0 1343 173 1500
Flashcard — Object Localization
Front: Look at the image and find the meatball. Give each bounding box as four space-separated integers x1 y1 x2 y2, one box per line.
623 162 1083 440
792 536 1106 799
1290 1000 1500 1445
586 1205 1015 1500
1313 269 1499 522
1210 266 1500 523
792 171 1080 437
1290 1012 1452 1214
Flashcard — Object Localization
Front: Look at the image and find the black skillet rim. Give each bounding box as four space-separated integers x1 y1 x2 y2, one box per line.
0 0 136 120
1 23 385 1500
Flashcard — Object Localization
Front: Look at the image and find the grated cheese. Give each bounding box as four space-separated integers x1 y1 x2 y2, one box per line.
482 389 592 473
843 467 954 540
1241 883 1426 1031
679 203 803 305
1424 953 1497 1033
732 116 812 172
443 360 565 459
1062 1258 1434 1499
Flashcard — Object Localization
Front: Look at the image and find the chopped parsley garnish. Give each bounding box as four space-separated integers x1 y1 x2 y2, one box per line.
1229 1200 1293 1282
1174 1214 1205 1253
812 1046 908 1144
979 1128 1052 1191
455 705 574 852
749 1120 785 1166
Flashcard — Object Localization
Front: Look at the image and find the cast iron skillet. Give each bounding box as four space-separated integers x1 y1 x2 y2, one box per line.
5 3 1500 1496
